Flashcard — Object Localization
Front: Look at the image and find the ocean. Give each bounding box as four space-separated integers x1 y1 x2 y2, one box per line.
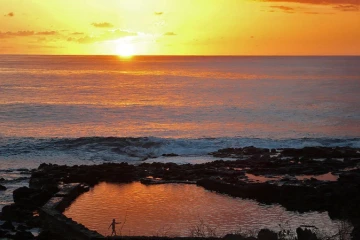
1 54 359 214
1 55 360 166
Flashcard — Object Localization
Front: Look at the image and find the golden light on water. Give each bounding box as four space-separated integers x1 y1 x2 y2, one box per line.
64 182 340 237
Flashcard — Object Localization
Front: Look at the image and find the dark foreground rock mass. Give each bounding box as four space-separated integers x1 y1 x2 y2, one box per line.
1 146 360 239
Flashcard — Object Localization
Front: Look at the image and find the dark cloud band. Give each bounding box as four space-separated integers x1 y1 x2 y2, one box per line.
91 22 114 28
261 0 359 5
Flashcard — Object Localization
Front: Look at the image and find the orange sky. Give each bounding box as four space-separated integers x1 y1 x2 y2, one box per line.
0 0 359 55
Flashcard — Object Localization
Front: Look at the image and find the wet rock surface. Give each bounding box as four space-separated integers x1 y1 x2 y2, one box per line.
1 146 360 239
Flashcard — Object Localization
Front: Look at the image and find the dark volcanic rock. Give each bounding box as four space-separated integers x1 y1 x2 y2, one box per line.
162 153 179 157
41 183 59 195
338 172 360 183
37 230 65 240
0 184 6 191
14 230 35 240
5 146 356 240
13 186 52 207
0 204 33 222
0 229 7 238
243 146 269 155
352 223 360 240
17 224 28 231
13 187 37 203
31 190 52 206
257 229 278 240
197 178 334 213
210 148 243 157
281 147 360 159
296 227 318 240
1 220 15 231
224 234 257 240
25 216 41 228
210 147 269 158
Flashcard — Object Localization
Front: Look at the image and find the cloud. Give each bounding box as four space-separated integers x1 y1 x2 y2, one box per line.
0 30 59 39
333 4 359 11
270 5 295 11
71 32 84 35
27 44 64 49
154 12 163 15
67 29 137 44
260 0 359 4
112 29 137 37
4 12 14 17
68 36 92 44
0 31 34 38
163 32 177 36
91 22 114 28
36 31 58 35
263 0 359 12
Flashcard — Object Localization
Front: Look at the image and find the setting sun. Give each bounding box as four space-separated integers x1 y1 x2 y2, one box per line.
116 42 135 57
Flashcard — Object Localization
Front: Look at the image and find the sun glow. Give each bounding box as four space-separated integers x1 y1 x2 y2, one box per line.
116 42 135 57
0 0 359 55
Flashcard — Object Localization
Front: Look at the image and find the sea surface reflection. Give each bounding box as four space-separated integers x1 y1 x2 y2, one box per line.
64 182 340 237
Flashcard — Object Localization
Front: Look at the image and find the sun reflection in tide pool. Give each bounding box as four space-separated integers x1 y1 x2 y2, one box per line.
64 182 340 237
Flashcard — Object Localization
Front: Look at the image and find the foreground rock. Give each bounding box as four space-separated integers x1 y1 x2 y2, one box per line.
1 146 360 239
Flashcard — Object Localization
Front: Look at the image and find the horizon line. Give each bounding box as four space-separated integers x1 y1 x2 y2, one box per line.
1 54 360 57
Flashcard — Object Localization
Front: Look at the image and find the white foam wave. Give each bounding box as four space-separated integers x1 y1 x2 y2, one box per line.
0 137 359 169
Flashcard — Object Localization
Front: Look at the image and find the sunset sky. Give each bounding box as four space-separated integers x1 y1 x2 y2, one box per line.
1 0 359 55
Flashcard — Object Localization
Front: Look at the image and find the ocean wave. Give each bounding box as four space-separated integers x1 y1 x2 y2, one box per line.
0 137 359 163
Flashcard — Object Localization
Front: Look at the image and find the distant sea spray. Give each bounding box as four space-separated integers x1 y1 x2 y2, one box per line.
0 137 359 164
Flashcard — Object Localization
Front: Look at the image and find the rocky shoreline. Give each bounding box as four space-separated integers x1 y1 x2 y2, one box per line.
1 146 360 239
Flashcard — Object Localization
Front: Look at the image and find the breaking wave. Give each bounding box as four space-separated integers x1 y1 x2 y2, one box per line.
0 136 359 164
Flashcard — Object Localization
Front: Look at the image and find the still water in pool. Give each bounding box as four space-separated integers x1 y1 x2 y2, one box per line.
64 182 340 237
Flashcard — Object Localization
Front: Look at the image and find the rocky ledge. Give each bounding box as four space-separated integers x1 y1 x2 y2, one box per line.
1 146 360 239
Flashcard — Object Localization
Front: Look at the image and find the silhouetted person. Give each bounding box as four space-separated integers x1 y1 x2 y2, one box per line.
108 218 120 236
